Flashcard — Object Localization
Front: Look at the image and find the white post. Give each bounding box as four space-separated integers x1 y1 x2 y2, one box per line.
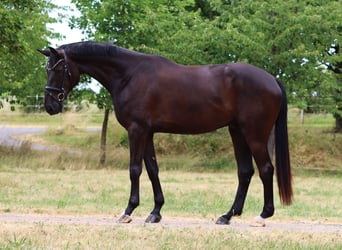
300 109 304 124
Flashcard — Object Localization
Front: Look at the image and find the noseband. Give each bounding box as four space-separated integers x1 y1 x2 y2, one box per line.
45 50 71 102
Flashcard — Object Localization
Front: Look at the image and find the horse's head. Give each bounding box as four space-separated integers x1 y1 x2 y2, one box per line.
38 47 79 115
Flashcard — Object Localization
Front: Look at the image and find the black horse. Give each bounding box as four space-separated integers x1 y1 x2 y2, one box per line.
39 41 292 226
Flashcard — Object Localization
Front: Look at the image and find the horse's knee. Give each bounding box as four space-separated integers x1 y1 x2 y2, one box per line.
239 168 255 177
259 163 274 180
238 168 255 183
130 164 142 180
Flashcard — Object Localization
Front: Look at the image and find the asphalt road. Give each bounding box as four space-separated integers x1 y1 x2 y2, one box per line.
0 125 48 150
0 125 99 152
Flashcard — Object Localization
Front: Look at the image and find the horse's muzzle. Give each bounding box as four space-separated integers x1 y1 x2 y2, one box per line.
44 99 63 115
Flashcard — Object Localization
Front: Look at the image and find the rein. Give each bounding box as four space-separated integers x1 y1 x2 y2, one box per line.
45 50 71 102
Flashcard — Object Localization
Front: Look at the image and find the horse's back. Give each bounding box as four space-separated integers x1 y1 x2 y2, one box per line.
226 63 281 95
118 60 282 135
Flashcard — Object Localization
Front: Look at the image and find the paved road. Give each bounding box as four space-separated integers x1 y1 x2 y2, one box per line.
0 125 48 150
0 125 100 152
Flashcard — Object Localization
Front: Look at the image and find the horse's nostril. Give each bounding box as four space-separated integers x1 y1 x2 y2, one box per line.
45 104 54 114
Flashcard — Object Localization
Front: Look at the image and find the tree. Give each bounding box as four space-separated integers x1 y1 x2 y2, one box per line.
70 0 187 163
93 88 113 165
71 0 341 131
194 0 342 129
325 41 342 131
0 0 60 109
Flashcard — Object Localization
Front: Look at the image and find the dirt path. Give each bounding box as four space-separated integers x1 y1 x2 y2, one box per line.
0 213 341 234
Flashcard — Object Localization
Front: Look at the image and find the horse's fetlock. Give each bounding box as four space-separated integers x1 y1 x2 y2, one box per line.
129 197 139 209
261 205 274 218
232 208 242 216
156 197 164 207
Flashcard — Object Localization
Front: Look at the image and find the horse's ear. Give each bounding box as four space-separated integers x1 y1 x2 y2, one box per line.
38 47 61 57
48 47 60 57
37 49 50 57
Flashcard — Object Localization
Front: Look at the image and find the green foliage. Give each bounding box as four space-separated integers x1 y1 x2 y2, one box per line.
93 87 113 110
0 0 60 106
1 0 341 126
69 0 342 128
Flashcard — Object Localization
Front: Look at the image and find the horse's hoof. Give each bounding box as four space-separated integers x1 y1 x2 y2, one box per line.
250 216 266 227
118 213 132 223
216 216 230 225
145 214 162 223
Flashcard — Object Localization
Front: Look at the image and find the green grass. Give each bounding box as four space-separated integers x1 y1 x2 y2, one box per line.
0 168 341 249
1 224 340 250
0 107 104 127
0 168 341 221
6 109 341 172
1 107 341 174
287 107 336 127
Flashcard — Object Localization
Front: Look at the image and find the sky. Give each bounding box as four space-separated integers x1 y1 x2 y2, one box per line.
48 0 84 46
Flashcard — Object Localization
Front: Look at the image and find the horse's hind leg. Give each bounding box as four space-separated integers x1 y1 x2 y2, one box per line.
144 133 164 223
249 139 275 226
216 126 254 225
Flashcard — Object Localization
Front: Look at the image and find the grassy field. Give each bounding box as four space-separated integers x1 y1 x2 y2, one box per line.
2 222 340 249
1 167 341 220
0 108 341 249
0 168 341 249
1 107 341 172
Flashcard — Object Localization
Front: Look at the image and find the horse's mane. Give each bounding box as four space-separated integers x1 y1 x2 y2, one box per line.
58 41 141 58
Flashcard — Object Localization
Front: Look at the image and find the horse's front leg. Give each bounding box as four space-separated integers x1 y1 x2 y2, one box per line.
118 124 147 223
144 133 164 223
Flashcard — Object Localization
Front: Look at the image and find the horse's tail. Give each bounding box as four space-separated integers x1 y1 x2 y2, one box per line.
275 79 293 205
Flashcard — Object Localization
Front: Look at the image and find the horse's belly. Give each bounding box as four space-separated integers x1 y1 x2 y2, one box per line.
153 109 233 134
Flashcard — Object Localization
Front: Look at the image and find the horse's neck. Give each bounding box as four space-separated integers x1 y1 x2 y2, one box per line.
75 54 137 92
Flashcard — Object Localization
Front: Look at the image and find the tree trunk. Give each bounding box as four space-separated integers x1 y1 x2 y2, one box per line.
335 116 342 132
100 108 110 165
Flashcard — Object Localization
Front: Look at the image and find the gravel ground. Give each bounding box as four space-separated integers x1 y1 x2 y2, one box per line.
0 213 341 234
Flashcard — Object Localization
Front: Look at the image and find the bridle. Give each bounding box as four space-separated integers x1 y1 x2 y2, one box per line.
45 50 71 103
